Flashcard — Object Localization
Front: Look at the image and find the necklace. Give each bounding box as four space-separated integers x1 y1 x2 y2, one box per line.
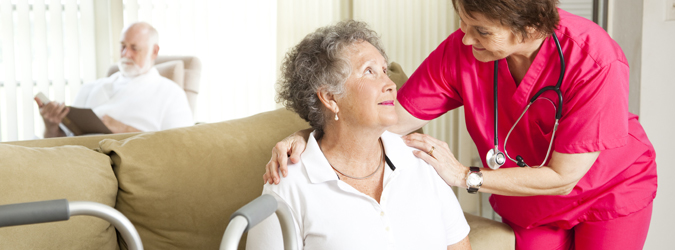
318 138 384 180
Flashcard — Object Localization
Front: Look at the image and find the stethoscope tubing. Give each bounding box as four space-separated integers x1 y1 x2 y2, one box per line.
529 33 565 119
492 33 566 168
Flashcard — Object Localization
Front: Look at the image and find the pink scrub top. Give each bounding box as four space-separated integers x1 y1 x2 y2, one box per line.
398 9 657 229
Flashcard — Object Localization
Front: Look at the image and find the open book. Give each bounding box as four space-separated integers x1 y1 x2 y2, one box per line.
36 92 112 136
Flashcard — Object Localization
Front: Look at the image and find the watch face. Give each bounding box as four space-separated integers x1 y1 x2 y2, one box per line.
467 173 482 186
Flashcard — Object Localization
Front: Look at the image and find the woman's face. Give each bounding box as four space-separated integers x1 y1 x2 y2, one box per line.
335 41 398 130
458 9 523 62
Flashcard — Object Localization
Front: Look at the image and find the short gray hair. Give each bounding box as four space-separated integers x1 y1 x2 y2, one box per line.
277 20 388 138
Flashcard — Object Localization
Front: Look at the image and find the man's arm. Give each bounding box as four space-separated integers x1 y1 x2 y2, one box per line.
102 115 142 133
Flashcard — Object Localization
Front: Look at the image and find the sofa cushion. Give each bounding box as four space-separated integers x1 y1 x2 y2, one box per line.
0 144 118 250
465 213 515 250
99 108 310 250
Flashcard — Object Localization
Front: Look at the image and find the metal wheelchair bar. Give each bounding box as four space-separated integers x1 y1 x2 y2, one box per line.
0 199 143 250
220 194 298 250
69 201 143 250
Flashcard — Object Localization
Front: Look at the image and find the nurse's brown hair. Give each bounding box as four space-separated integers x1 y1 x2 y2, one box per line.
452 0 560 40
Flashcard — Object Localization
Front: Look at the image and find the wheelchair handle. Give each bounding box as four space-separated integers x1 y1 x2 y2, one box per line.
220 194 297 250
0 199 143 250
0 199 69 227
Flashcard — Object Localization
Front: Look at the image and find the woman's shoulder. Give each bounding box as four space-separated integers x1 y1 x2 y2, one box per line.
381 131 434 170
262 160 312 196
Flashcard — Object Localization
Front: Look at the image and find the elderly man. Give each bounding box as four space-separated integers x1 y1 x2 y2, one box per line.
35 22 193 138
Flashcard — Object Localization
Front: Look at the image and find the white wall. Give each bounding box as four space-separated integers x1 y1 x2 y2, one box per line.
611 0 675 249
638 1 675 249
608 0 643 115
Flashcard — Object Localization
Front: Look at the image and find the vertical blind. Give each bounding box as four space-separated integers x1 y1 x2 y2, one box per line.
0 0 96 141
558 0 594 20
276 0 342 84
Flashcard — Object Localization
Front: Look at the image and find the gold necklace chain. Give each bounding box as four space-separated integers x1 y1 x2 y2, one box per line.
318 138 384 180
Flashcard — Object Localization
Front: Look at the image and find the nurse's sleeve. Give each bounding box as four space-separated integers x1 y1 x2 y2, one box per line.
554 61 630 153
397 33 464 121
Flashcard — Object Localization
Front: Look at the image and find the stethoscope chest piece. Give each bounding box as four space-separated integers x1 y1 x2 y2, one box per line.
486 148 506 170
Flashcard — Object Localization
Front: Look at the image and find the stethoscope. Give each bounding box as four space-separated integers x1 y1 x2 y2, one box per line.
486 33 565 169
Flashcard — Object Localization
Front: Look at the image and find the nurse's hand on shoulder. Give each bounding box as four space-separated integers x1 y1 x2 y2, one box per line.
404 133 469 188
263 128 313 185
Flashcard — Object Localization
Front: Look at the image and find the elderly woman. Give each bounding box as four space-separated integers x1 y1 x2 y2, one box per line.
247 20 471 250
264 1 657 249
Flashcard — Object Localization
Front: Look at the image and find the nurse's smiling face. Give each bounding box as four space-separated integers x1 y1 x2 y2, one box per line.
459 9 525 62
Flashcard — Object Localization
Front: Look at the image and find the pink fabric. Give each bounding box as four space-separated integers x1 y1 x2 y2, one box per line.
505 202 652 250
397 9 657 229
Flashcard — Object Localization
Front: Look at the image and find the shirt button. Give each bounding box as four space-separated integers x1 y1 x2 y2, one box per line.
380 211 385 216
385 226 390 231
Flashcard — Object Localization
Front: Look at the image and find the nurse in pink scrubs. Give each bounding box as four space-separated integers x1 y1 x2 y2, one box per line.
264 0 657 249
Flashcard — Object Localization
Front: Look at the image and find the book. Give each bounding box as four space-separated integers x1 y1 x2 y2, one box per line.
61 107 113 136
35 92 112 136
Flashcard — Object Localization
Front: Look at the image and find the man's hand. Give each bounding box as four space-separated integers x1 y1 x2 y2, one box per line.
102 115 142 134
35 97 68 138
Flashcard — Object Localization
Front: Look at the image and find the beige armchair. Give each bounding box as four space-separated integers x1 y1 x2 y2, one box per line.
107 56 202 117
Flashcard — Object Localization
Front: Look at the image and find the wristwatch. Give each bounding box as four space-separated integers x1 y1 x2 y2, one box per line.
466 166 483 194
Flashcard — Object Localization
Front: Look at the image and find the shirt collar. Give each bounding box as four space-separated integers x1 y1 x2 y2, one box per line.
380 131 416 172
302 130 416 184
302 132 339 184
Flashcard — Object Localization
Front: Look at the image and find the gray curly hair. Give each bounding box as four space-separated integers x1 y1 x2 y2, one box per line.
277 20 388 139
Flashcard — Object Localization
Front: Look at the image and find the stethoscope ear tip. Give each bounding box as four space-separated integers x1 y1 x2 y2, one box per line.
516 155 528 167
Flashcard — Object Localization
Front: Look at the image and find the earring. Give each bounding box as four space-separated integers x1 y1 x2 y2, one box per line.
335 112 339 121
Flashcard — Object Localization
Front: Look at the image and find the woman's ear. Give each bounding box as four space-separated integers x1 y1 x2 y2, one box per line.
317 88 339 113
524 26 543 40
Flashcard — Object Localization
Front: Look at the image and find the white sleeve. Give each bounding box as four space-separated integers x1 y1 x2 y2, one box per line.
160 87 194 130
436 175 470 245
245 188 303 250
72 83 94 107
246 213 284 250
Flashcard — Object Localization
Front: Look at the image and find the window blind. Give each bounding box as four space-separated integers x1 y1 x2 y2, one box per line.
0 0 96 141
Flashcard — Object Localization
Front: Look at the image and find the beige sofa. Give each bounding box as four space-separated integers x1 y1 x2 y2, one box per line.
0 107 514 250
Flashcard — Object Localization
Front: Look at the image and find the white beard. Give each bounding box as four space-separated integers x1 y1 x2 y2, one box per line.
118 53 153 77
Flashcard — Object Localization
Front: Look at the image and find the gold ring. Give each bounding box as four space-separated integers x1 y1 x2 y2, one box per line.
429 146 435 157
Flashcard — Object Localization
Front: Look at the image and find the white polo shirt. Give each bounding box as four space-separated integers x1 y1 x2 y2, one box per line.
246 131 470 250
